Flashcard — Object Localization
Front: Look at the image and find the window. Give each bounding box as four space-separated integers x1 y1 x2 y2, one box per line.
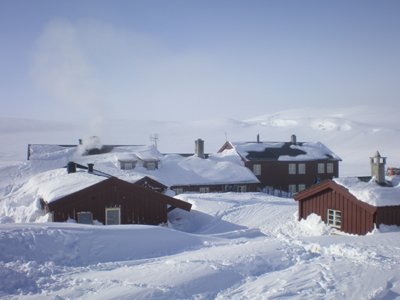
253 164 261 176
105 207 121 225
288 184 297 194
298 184 306 192
298 163 306 174
318 163 325 174
77 212 93 224
199 187 210 193
327 163 334 174
327 209 342 228
237 185 247 193
146 162 157 170
174 188 184 195
289 163 296 174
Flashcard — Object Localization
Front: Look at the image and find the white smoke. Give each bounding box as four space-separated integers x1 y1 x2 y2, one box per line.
31 19 106 136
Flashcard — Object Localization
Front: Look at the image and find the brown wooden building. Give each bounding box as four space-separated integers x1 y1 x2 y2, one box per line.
171 182 260 195
218 135 341 194
294 179 400 235
43 176 191 225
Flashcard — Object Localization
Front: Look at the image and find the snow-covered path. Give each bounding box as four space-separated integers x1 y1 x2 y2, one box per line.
1 193 400 299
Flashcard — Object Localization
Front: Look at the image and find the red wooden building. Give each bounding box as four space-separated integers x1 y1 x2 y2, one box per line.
218 135 341 194
295 151 400 235
294 178 400 235
42 175 191 225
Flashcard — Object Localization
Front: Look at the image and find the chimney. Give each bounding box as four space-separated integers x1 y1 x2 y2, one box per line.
67 162 76 174
79 139 83 145
88 163 94 173
291 134 297 145
370 151 386 185
257 134 260 143
195 139 205 158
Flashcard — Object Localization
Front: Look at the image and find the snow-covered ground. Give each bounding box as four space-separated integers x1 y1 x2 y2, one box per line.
1 106 400 299
1 193 400 299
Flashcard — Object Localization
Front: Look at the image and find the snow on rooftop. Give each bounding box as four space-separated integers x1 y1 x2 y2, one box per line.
231 142 283 159
279 142 342 161
23 146 259 199
157 149 259 186
333 176 400 207
28 168 108 203
231 141 341 161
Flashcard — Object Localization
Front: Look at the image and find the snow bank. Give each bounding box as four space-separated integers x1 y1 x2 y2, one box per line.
334 177 400 207
0 223 217 266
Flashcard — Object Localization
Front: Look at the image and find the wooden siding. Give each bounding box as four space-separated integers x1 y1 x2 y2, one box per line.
171 183 259 194
47 177 190 225
296 180 400 235
298 188 375 235
248 160 339 192
376 206 400 227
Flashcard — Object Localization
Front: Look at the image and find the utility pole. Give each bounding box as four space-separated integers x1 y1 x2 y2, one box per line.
150 134 159 149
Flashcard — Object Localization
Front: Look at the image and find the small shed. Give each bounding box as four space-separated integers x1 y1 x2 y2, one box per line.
42 173 191 225
294 178 400 235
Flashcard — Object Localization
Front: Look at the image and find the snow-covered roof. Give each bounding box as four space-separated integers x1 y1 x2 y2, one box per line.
26 144 259 194
91 149 259 187
25 168 108 203
156 150 259 186
229 141 341 162
333 176 400 207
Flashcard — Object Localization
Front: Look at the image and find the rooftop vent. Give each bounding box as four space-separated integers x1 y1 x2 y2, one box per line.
195 139 205 158
67 162 76 174
291 134 297 145
370 151 386 185
88 163 94 173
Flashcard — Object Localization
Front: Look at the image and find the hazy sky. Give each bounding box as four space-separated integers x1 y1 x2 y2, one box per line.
1 0 400 122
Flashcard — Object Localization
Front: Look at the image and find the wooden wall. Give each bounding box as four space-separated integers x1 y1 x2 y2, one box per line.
247 160 339 192
48 178 169 225
299 188 376 235
171 183 259 194
376 206 400 227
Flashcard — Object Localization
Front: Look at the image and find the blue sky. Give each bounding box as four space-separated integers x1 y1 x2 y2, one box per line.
1 0 400 122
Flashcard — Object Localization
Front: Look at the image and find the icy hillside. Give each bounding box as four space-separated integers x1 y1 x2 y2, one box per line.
1 106 399 176
1 193 400 299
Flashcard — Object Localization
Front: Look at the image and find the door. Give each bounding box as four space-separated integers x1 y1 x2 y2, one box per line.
105 207 121 225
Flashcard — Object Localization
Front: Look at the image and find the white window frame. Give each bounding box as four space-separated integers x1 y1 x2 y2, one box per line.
237 185 247 193
253 164 262 176
288 184 297 194
146 162 157 170
327 163 334 174
298 163 306 174
105 207 121 225
77 211 93 224
327 209 342 228
318 163 325 174
298 184 306 192
174 188 184 195
199 187 210 193
124 162 134 170
289 163 296 175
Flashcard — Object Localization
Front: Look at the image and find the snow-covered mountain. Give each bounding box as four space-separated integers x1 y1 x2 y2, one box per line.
1 106 399 176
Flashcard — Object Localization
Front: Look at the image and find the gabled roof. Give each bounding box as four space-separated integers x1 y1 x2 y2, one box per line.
28 142 259 188
40 172 191 212
221 140 341 162
295 177 400 208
